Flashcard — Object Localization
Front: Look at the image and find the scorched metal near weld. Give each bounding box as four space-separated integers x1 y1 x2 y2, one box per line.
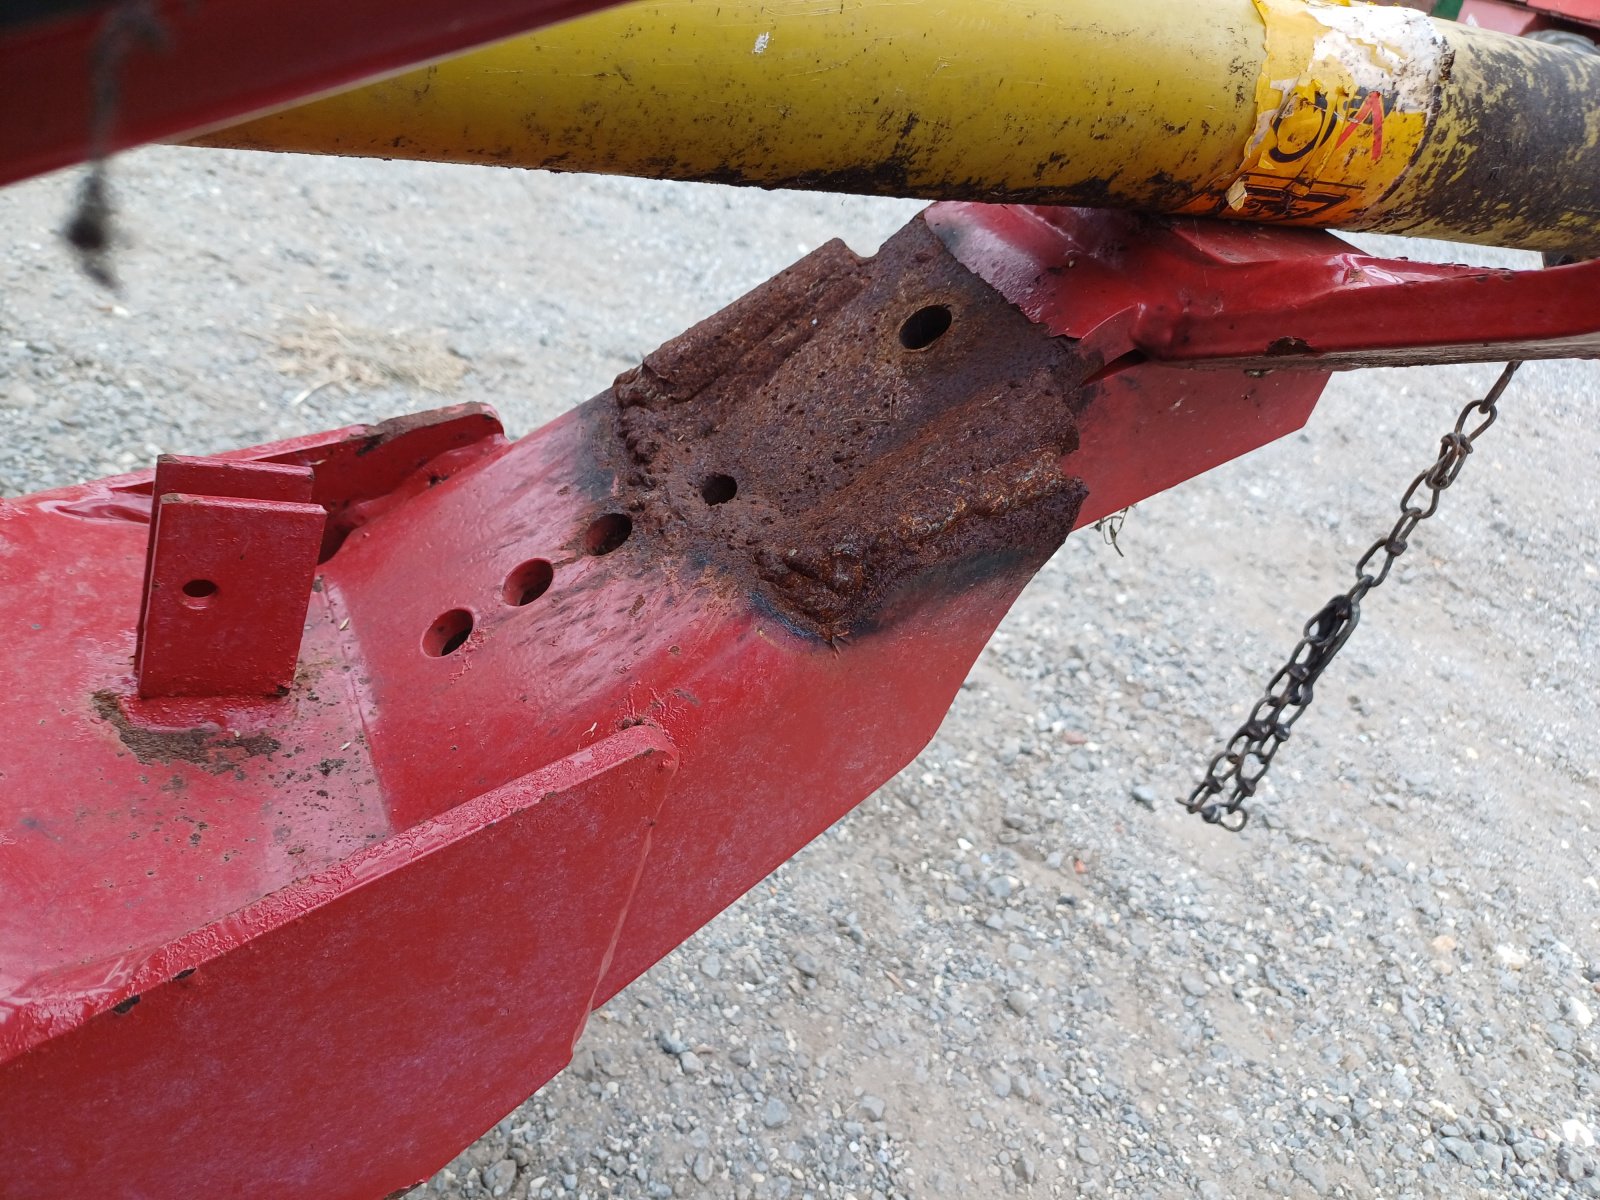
600 220 1089 639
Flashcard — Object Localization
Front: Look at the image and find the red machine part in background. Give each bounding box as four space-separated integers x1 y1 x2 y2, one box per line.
0 0 625 189
1455 0 1600 38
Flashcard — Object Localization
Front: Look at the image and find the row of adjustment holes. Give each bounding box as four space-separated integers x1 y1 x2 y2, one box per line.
419 303 939 661
196 308 937 636
423 509 639 658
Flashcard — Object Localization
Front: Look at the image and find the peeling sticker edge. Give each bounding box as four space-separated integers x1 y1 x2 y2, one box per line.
1186 0 1448 224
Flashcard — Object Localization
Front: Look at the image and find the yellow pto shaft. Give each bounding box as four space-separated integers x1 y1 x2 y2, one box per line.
195 0 1600 254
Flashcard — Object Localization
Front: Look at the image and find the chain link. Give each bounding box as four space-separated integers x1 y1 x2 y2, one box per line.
1181 361 1522 832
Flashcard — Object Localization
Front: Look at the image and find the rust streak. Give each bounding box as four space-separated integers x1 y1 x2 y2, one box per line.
92 691 283 773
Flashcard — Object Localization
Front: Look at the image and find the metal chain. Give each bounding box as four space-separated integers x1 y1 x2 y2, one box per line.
1180 361 1522 832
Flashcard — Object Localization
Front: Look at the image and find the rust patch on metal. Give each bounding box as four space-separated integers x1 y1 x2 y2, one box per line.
603 217 1090 638
92 691 283 773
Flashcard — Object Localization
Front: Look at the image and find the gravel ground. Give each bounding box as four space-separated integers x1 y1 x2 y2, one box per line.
3 147 1599 1200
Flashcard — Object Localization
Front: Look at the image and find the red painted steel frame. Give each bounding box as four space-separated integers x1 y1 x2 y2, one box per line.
926 204 1600 370
0 204 1596 1197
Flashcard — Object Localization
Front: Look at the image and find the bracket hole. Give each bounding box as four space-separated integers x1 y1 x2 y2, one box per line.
699 474 737 506
423 608 474 657
181 579 218 608
584 513 632 556
503 559 554 607
898 304 953 350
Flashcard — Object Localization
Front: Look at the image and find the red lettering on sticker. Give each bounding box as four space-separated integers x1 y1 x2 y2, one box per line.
1336 91 1386 162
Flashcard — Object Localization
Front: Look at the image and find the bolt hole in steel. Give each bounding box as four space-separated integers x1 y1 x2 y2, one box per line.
502 558 554 607
423 608 474 657
898 304 953 350
584 513 632 556
181 578 218 608
699 473 737 506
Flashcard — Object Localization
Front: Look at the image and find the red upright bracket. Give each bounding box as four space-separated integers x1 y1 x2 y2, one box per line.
135 456 323 698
